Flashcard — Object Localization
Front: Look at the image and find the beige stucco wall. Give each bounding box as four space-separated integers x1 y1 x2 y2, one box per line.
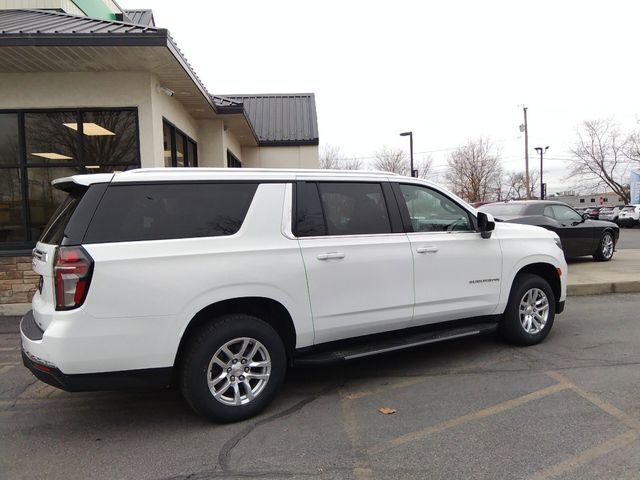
149 74 200 168
0 71 319 170
241 145 319 168
196 119 225 167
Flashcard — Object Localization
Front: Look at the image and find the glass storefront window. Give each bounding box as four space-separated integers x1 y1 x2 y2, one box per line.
0 108 140 251
0 114 19 166
0 168 26 243
25 111 79 165
163 119 197 168
81 110 139 167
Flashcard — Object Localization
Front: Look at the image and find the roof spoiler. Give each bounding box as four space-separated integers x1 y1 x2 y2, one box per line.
52 174 115 193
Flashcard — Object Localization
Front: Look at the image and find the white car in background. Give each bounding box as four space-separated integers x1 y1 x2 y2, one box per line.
599 205 626 224
618 205 640 227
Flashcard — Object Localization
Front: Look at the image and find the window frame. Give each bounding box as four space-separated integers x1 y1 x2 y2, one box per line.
162 118 198 168
0 107 140 255
391 182 478 234
227 150 241 168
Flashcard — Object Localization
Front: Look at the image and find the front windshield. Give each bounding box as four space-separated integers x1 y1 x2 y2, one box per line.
478 203 528 217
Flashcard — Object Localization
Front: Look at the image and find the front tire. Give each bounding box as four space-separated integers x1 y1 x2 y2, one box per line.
500 274 555 346
593 231 615 262
179 314 286 423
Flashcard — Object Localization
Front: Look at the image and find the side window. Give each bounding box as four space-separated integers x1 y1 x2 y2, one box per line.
399 184 472 232
551 205 581 222
543 206 556 218
317 182 391 236
84 183 258 243
295 182 326 237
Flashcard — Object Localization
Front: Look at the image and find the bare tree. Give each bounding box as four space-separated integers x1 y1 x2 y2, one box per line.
415 154 434 179
341 157 363 170
319 144 341 169
569 119 630 203
503 170 540 200
373 147 409 175
445 137 503 203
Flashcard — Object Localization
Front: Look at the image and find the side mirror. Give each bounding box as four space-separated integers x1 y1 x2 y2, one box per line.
582 213 590 220
477 212 495 239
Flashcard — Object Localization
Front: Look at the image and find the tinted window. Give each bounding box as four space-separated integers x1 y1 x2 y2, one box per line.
543 206 555 218
40 194 81 245
317 183 391 235
400 184 472 232
84 183 258 243
296 182 326 237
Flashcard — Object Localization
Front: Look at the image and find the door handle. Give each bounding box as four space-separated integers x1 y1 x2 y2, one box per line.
317 252 346 260
416 246 439 254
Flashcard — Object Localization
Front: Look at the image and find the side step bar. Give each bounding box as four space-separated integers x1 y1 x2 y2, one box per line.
294 322 498 366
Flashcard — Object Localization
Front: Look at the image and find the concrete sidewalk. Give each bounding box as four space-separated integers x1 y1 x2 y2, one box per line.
567 249 640 296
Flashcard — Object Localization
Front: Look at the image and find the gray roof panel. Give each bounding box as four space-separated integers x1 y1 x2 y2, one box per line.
215 94 319 146
123 9 155 27
0 9 158 34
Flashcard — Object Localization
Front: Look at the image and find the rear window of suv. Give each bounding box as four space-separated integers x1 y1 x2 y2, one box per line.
83 183 258 243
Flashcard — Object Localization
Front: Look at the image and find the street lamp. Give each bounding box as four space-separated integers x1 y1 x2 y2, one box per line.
534 146 549 199
400 131 417 177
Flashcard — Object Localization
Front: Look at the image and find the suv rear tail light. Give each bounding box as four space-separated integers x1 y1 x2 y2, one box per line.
53 246 94 310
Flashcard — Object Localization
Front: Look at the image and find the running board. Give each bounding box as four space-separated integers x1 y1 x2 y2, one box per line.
294 322 498 366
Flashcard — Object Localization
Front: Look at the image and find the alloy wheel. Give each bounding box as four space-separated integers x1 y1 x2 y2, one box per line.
518 288 549 334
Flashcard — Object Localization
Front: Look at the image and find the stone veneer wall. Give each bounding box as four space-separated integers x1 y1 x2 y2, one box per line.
0 256 38 309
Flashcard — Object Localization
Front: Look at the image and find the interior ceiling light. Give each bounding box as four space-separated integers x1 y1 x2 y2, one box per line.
31 152 73 160
64 123 115 136
85 165 100 169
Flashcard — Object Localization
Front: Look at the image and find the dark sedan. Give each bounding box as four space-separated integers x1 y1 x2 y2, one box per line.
479 201 619 261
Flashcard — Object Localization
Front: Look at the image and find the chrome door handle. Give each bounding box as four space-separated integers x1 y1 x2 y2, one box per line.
416 246 438 254
317 252 346 260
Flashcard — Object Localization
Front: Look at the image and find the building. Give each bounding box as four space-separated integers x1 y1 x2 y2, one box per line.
548 192 626 208
0 0 319 313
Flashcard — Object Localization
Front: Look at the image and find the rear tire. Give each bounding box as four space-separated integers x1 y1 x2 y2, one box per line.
593 231 615 262
179 314 286 423
500 274 555 346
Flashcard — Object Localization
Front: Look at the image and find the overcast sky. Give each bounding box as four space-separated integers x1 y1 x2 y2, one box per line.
122 0 640 193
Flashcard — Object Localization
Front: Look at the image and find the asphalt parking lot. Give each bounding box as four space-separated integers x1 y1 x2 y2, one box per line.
617 226 640 249
1 293 640 480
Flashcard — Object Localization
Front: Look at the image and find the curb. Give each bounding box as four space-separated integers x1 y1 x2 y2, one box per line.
567 281 640 296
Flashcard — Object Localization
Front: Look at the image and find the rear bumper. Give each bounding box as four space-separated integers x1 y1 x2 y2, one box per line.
21 349 173 392
20 310 173 392
618 218 638 226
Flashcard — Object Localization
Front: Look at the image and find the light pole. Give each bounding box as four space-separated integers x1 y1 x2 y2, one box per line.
400 131 417 177
534 146 549 199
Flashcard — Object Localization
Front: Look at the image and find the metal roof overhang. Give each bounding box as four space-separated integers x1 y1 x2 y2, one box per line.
0 33 259 144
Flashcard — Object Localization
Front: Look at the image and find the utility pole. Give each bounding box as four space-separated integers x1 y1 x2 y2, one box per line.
534 146 549 199
522 106 530 199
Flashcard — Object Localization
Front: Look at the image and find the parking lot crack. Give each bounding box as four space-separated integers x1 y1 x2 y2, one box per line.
217 383 336 475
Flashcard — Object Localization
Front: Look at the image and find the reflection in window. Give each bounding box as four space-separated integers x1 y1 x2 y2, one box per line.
0 108 140 250
28 167 83 239
0 169 25 243
25 112 79 164
163 119 197 167
400 184 472 232
0 114 19 166
81 110 138 167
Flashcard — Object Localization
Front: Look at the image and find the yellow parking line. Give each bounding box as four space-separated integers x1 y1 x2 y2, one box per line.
368 382 570 455
527 430 639 480
545 370 640 430
340 388 374 480
0 347 19 351
0 365 15 375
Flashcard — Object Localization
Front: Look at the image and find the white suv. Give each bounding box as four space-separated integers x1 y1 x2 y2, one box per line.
21 168 567 422
618 204 640 227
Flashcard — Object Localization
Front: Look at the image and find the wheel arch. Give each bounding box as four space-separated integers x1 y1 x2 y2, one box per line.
513 262 561 308
174 297 297 368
